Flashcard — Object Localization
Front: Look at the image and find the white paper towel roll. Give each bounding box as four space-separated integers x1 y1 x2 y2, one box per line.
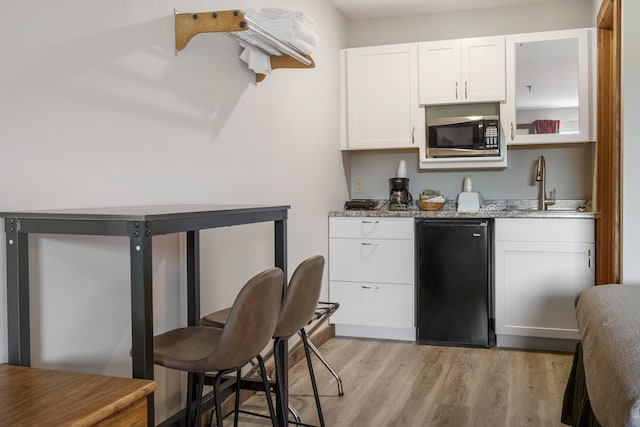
396 160 407 178
463 176 474 192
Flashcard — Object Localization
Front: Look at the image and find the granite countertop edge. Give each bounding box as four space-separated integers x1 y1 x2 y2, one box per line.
329 199 599 219
329 210 598 219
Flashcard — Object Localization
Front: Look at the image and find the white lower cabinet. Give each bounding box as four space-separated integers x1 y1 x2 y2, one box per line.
329 217 415 341
494 218 595 349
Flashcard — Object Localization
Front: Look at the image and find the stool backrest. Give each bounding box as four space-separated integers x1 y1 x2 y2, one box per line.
274 255 325 338
209 267 283 369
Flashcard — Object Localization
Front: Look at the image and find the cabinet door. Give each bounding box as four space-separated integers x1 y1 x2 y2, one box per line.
461 36 505 103
503 28 593 145
418 40 460 104
330 217 414 240
329 238 414 284
329 281 414 328
344 44 419 149
495 241 595 340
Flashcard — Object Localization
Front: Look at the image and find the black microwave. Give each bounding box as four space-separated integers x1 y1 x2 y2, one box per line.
427 115 500 158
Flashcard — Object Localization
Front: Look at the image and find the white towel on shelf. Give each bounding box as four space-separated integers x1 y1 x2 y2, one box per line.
238 8 318 75
239 45 272 75
236 31 280 56
260 8 316 27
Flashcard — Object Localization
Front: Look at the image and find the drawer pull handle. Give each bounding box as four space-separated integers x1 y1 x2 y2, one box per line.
361 220 379 224
360 242 379 246
361 285 380 290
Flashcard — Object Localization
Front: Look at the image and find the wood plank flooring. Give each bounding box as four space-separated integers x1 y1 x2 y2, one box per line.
232 337 574 426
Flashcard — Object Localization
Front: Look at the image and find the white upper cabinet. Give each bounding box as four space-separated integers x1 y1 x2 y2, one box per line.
341 43 421 150
502 28 594 145
418 36 506 105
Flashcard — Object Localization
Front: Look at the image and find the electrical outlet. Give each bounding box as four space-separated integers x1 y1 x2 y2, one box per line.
355 179 364 193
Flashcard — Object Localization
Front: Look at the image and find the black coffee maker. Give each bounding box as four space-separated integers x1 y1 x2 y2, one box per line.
389 177 413 210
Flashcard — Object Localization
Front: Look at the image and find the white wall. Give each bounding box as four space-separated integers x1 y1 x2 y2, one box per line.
349 145 594 202
0 0 348 421
621 0 640 283
348 0 595 47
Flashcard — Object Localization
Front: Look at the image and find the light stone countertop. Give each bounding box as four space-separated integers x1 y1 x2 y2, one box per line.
329 199 598 219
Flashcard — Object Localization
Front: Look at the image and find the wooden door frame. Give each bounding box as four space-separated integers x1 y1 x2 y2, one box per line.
595 0 621 284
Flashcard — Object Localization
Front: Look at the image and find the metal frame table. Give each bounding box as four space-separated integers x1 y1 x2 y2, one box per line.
1 204 290 426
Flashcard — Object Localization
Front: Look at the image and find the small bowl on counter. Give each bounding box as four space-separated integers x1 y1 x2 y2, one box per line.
417 199 446 211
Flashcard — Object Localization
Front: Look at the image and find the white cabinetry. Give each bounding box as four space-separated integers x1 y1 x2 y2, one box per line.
494 218 595 349
329 217 415 341
502 28 594 145
340 44 421 150
418 36 505 105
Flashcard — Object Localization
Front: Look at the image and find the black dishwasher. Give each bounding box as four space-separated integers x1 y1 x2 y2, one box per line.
416 219 492 347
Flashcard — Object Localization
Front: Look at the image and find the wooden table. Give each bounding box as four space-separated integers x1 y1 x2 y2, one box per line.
0 364 155 426
1 204 290 426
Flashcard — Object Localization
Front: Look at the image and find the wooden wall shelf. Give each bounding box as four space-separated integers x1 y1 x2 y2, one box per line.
174 9 316 83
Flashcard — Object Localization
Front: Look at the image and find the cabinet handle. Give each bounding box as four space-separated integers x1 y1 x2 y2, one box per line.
455 82 458 99
510 122 514 140
360 242 379 246
465 81 468 99
361 220 379 224
588 249 592 268
411 126 415 144
361 285 380 290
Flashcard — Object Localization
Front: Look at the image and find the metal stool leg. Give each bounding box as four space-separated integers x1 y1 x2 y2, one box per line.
192 373 205 427
288 403 301 424
234 369 241 427
257 355 278 427
298 331 344 396
300 329 325 427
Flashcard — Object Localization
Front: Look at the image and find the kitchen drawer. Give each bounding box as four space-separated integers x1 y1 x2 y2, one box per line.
329 238 414 284
495 218 595 243
329 281 414 328
329 217 414 239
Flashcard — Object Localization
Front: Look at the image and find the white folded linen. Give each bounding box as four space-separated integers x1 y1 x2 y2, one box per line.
243 9 318 49
237 8 318 75
239 45 272 75
259 8 316 27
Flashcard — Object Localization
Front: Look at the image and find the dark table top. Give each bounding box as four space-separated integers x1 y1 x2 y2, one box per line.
0 204 291 221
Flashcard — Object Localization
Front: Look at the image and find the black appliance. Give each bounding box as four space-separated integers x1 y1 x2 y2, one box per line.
427 115 500 158
389 177 413 210
416 219 492 347
345 199 376 210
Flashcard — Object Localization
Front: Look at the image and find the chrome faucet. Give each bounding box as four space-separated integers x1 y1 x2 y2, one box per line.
535 155 556 210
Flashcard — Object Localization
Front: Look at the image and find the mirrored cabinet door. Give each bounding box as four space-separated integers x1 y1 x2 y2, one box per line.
502 28 593 145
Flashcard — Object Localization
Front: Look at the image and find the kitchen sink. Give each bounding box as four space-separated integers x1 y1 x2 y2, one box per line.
510 206 588 212
480 200 591 213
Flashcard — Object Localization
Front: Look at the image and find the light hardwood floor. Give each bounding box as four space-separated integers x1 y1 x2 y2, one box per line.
234 337 574 427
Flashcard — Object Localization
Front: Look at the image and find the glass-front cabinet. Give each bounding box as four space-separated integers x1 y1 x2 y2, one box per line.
501 28 594 145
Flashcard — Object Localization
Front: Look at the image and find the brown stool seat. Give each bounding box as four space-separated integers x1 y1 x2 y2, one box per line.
200 308 230 329
154 267 284 427
200 255 330 427
154 327 225 372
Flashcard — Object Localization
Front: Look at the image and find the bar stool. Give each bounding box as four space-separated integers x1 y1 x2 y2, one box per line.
200 255 327 426
153 267 284 427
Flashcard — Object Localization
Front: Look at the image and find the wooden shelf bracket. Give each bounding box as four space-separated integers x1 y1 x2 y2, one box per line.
174 9 316 83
